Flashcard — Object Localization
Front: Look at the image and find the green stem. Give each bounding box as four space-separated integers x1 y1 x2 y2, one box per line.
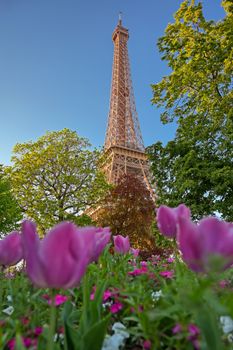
47 291 57 350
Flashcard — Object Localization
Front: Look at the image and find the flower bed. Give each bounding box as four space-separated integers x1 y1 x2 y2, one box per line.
0 205 233 349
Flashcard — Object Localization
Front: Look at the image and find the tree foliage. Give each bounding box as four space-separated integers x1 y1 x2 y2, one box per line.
0 165 22 235
149 0 233 220
97 174 156 249
8 129 109 233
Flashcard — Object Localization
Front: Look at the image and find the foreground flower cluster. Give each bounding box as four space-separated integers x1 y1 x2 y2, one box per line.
0 204 233 350
157 204 233 273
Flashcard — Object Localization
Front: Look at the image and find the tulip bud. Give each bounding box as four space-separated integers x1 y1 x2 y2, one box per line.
156 204 190 238
22 221 110 289
130 248 140 257
0 232 23 267
178 217 233 273
113 235 130 254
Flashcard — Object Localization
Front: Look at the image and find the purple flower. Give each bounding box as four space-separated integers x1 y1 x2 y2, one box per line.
157 204 190 238
130 248 140 257
76 226 111 263
178 217 233 272
22 221 106 289
160 270 174 279
113 235 130 254
110 302 123 314
34 327 43 336
172 323 182 334
128 267 148 277
103 289 112 301
188 324 200 337
0 232 23 266
46 294 68 306
188 324 200 350
143 340 151 349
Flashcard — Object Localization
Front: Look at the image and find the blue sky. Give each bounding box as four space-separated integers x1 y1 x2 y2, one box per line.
0 0 225 164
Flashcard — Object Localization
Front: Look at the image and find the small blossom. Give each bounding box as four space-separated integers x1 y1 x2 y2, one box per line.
103 289 112 301
143 340 152 349
167 257 174 263
188 324 200 337
102 323 129 350
130 248 140 257
23 338 33 348
160 270 174 279
219 280 229 288
6 295 13 303
220 316 233 334
34 327 43 336
172 323 182 334
138 305 144 312
43 294 68 306
128 267 148 277
151 290 162 301
112 322 129 339
3 305 14 315
227 334 233 343
90 285 97 300
52 294 68 306
110 302 123 314
21 317 30 325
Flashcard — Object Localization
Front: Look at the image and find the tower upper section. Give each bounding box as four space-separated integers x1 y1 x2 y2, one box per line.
104 18 145 152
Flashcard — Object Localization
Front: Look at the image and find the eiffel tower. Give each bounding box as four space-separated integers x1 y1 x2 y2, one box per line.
103 15 153 193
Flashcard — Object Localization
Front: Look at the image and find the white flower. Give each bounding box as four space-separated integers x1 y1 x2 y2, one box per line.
102 301 112 310
101 322 129 350
220 316 233 334
227 333 233 343
3 306 14 315
151 290 162 301
102 334 125 350
6 295 13 303
112 322 129 339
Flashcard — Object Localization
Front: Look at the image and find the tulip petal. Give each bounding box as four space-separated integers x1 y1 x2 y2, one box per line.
157 205 177 238
177 218 204 272
22 221 47 287
39 222 87 288
0 232 23 266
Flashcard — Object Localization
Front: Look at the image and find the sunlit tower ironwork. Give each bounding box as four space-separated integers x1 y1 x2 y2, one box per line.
103 15 153 193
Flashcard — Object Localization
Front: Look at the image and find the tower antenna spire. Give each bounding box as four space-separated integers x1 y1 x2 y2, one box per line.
118 11 122 25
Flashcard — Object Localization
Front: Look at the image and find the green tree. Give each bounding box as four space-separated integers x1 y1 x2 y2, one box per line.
0 165 22 235
9 129 109 233
149 0 233 220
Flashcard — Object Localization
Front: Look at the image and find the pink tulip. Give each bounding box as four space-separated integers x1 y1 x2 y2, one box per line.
157 204 190 238
0 232 23 266
22 221 109 289
178 217 233 272
113 235 130 254
79 227 111 262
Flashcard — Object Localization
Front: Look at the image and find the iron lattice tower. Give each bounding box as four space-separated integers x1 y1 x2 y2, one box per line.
104 17 153 193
